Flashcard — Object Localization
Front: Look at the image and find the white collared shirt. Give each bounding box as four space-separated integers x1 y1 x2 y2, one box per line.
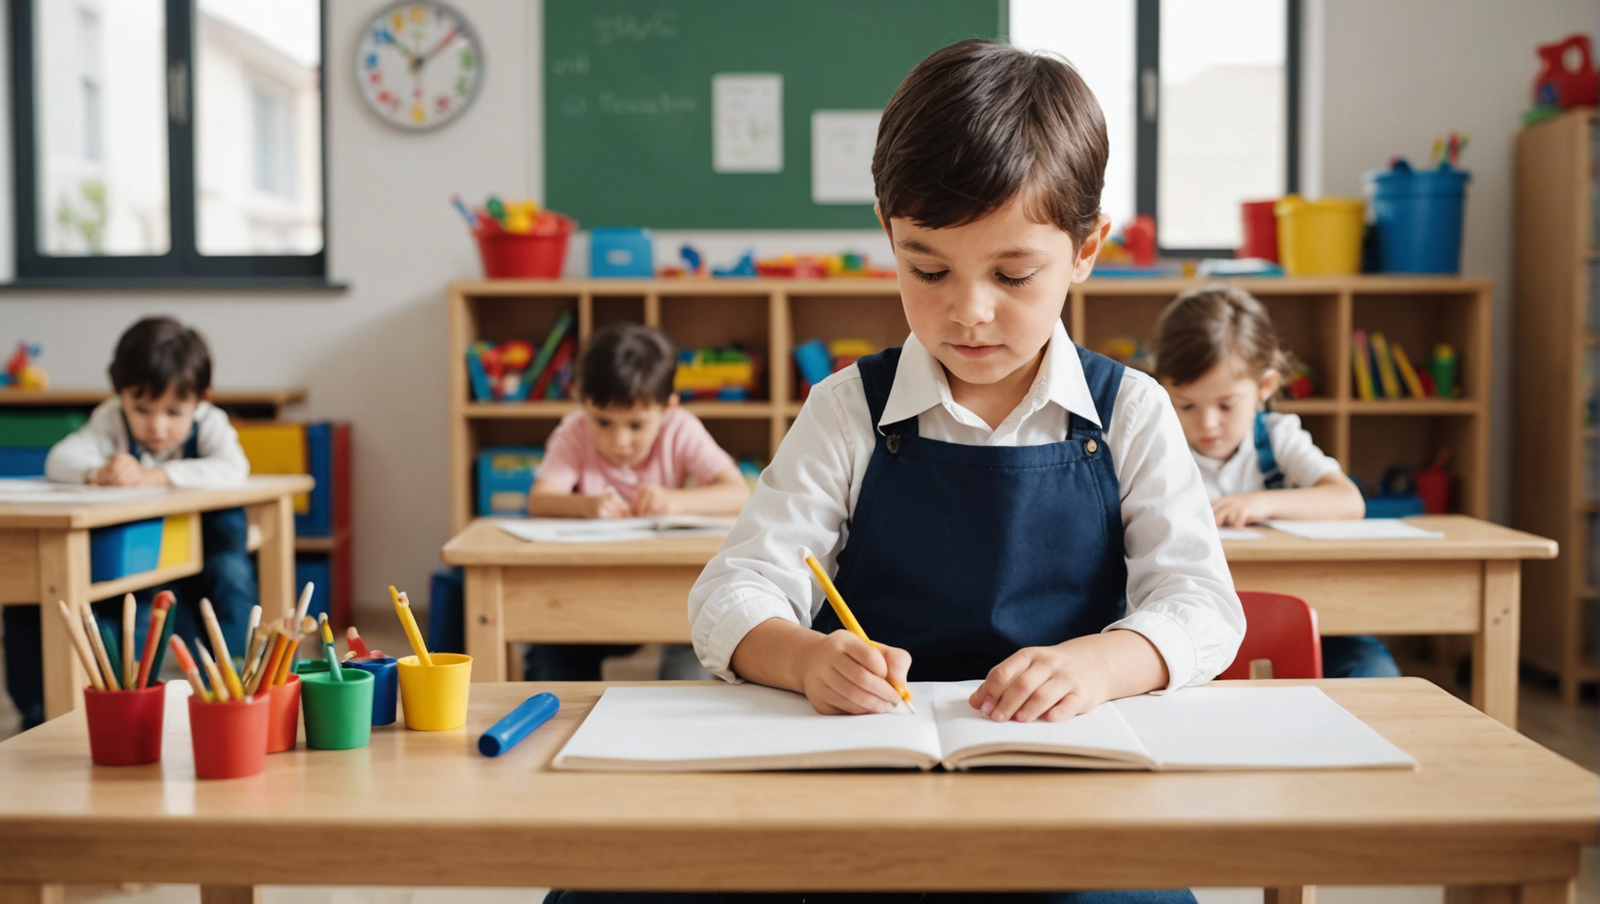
688 321 1244 691
45 397 250 489
1192 412 1344 499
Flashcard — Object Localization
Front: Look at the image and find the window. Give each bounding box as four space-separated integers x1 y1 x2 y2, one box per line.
1010 0 1300 255
10 0 326 282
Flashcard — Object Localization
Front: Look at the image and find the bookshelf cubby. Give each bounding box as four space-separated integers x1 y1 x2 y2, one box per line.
449 275 1492 532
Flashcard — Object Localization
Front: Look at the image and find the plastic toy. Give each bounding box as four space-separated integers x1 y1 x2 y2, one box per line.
1281 360 1321 400
675 346 764 401
1090 337 1154 374
1534 34 1598 110
1 342 47 390
1428 344 1459 399
793 340 833 389
1095 216 1158 268
712 249 757 278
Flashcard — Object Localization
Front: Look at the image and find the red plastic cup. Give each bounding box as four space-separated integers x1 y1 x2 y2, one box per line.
1239 199 1281 262
83 683 165 766
265 674 301 753
188 694 270 779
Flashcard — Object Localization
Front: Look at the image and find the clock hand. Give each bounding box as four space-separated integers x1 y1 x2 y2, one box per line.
376 29 418 68
416 26 462 68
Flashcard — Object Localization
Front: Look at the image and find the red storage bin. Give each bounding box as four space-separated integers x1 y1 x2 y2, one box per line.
474 215 576 279
1238 199 1280 262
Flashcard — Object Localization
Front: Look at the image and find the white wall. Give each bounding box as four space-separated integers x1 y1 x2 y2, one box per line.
1312 0 1595 522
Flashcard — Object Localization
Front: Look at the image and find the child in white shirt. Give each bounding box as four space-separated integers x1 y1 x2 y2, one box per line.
1153 285 1398 679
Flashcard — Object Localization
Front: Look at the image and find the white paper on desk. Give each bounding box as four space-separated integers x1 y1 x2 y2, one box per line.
0 479 169 504
497 515 735 543
1216 527 1265 540
1262 519 1443 540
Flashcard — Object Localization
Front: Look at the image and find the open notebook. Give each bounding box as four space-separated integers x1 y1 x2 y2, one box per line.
552 681 1416 772
498 515 737 543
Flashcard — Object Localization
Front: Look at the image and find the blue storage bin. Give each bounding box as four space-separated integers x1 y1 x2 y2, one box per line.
590 228 655 278
89 518 165 583
1365 161 1471 273
294 555 332 622
0 446 49 476
476 447 544 517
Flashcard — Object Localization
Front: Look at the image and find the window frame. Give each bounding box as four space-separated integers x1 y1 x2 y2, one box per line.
8 0 331 285
1133 0 1301 257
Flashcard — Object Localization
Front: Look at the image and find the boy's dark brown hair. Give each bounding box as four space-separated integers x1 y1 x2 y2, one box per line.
1153 286 1290 387
873 38 1108 247
580 322 677 409
108 317 213 400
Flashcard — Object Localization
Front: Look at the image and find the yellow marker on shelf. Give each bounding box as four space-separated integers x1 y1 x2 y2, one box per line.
799 547 916 715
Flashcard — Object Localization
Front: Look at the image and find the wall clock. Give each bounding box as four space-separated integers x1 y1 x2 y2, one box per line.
355 2 483 130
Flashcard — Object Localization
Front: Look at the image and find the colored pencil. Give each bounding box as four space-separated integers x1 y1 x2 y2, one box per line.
199 599 245 701
197 644 230 703
242 624 276 696
294 581 315 624
120 593 136 690
57 600 105 691
800 547 916 714
273 620 301 687
346 626 372 659
99 625 124 692
239 621 269 689
390 586 433 666
243 604 262 671
318 613 344 681
134 593 173 689
145 591 178 678
254 629 289 694
169 636 211 702
83 608 120 691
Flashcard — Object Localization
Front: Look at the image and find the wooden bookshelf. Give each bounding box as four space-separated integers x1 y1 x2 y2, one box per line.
1512 108 1600 703
448 276 1492 532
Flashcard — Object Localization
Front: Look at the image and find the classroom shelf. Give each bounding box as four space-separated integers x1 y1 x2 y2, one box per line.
295 529 350 554
87 560 205 605
449 276 1493 531
1512 108 1600 703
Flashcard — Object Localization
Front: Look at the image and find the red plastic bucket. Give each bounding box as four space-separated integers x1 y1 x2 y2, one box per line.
84 683 165 766
1239 199 1280 261
188 694 270 779
474 215 576 279
265 674 301 753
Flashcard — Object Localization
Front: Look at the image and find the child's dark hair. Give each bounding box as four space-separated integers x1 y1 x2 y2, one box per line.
1153 286 1291 387
108 317 213 400
873 38 1108 248
579 323 677 409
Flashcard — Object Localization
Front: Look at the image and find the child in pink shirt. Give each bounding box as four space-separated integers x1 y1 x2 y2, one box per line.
525 323 749 680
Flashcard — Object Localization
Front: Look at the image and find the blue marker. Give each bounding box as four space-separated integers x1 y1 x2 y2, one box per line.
450 193 478 228
478 692 560 757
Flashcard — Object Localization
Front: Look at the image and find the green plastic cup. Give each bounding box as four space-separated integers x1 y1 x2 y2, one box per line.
298 667 374 750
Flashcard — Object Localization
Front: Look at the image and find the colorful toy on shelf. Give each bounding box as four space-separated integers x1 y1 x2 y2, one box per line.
1280 360 1321 400
1414 451 1455 515
1533 34 1598 113
1 342 47 389
1090 336 1153 374
466 312 575 402
792 338 878 400
456 193 575 279
1097 216 1157 268
713 249 757 278
1350 331 1444 400
675 346 764 401
1428 343 1459 399
658 244 708 278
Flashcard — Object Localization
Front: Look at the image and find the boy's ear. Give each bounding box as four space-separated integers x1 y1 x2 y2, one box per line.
1071 214 1115 283
1258 370 1282 402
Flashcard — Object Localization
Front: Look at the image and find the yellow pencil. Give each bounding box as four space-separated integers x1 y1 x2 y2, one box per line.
799 547 916 714
390 586 433 666
197 644 230 703
198 599 245 701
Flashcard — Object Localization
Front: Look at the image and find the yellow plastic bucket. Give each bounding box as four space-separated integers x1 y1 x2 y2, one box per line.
1274 195 1365 275
396 653 473 731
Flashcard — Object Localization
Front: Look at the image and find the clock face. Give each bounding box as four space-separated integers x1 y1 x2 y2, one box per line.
355 2 483 130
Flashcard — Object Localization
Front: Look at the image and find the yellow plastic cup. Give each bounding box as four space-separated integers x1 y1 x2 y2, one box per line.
1274 195 1366 275
396 653 473 730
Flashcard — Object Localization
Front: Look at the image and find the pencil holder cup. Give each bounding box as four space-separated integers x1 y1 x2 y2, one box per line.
396 653 473 731
188 694 270 779
83 683 165 766
347 657 399 726
300 668 375 750
265 674 302 753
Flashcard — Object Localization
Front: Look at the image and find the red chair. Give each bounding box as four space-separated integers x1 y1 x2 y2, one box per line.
1218 591 1323 680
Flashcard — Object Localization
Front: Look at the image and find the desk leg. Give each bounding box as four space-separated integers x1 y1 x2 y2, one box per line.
200 885 261 904
38 530 89 720
464 566 505 682
1265 886 1313 904
1473 560 1520 727
254 497 295 621
0 883 64 904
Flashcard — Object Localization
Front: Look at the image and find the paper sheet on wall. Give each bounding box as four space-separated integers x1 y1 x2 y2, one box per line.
811 110 880 203
713 74 782 173
1262 519 1444 540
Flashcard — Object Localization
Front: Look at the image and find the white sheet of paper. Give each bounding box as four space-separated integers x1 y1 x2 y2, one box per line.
497 516 734 543
811 110 880 203
1263 519 1444 540
930 680 1153 765
1216 527 1265 540
713 73 782 173
554 683 941 770
0 479 169 504
1112 685 1416 770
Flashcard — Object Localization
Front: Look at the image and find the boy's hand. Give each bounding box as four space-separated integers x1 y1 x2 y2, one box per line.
1212 492 1273 527
633 485 680 516
93 454 147 487
588 489 631 519
799 630 912 715
968 636 1113 723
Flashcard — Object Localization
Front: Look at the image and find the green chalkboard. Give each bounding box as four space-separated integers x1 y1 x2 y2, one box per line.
544 0 1002 229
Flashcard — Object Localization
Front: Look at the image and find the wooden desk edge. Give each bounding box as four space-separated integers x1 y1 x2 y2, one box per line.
0 476 315 529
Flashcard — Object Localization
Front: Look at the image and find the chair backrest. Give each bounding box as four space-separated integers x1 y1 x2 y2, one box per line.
1218 590 1323 680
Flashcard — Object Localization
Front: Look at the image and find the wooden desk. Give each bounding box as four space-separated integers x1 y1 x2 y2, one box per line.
0 475 314 720
441 515 1557 727
0 679 1591 904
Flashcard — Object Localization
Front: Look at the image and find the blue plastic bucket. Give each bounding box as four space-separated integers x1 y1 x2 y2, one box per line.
1365 161 1470 273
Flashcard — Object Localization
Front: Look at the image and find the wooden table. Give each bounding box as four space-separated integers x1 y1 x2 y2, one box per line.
441 515 1557 727
0 679 1591 904
0 475 314 719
